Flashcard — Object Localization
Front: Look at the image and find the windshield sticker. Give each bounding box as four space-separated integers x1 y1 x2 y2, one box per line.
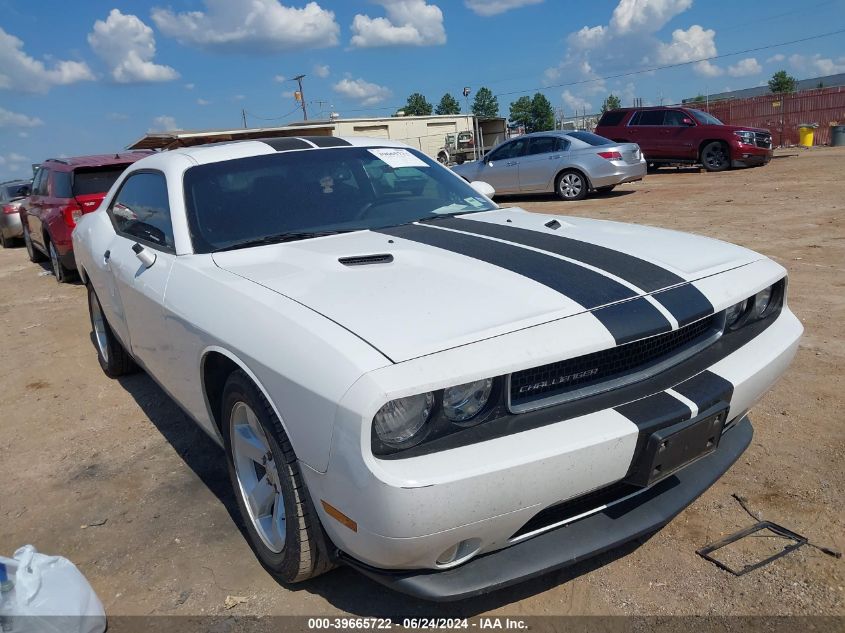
369 148 429 168
465 197 486 208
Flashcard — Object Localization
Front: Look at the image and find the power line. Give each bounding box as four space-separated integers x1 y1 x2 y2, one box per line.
242 105 303 124
495 27 845 98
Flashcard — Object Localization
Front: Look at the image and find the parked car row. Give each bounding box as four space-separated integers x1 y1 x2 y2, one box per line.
450 106 774 201
6 133 797 601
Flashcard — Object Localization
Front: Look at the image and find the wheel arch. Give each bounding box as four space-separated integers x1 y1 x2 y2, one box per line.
200 346 293 445
698 138 730 157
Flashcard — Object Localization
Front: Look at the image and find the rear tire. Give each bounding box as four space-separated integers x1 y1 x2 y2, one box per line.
222 370 335 584
48 240 72 283
555 170 588 201
23 224 46 263
87 284 137 377
701 141 730 172
646 162 661 173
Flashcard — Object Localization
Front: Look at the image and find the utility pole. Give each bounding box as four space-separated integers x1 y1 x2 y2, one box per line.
241 109 247 128
313 100 329 118
293 74 308 120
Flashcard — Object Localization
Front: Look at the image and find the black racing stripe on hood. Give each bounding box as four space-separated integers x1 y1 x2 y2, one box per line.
674 370 734 412
591 298 672 345
375 223 638 309
651 284 714 327
432 216 684 292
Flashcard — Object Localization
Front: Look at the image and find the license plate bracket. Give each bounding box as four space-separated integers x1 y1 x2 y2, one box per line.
628 405 728 487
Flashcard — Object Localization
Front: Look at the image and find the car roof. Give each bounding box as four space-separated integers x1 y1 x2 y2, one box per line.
604 105 694 113
40 151 154 171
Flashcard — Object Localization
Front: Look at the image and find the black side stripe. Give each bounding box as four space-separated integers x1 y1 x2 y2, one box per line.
261 137 314 151
376 223 672 344
652 284 714 327
433 217 715 325
434 217 684 292
674 370 735 413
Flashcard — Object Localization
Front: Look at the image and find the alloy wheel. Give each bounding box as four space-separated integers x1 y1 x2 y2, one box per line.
559 173 583 199
49 243 61 280
230 401 286 553
703 144 728 170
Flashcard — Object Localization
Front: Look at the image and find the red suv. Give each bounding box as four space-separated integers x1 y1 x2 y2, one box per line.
595 106 772 172
21 152 151 282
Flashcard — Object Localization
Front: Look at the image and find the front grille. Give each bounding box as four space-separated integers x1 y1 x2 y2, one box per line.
754 132 772 149
509 315 720 411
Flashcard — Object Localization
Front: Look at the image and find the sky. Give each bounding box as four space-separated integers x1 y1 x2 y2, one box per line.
1 0 844 180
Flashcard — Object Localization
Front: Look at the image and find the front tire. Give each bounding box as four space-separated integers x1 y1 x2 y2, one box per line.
222 370 335 584
701 141 730 172
555 170 588 201
87 285 136 377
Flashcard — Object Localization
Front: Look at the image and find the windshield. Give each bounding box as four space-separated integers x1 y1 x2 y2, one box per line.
183 146 497 253
689 109 723 126
567 131 614 146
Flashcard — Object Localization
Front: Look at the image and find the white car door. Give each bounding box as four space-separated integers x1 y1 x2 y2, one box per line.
103 171 176 380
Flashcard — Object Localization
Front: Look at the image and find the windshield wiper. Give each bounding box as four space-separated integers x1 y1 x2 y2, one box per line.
214 229 353 252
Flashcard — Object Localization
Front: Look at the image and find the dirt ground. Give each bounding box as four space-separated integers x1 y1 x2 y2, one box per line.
0 147 843 619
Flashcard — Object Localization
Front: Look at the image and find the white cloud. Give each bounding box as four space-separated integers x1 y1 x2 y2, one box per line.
274 74 286 83
332 77 392 106
197 98 211 106
282 90 296 98
727 57 761 77
88 9 179 83
184 82 195 90
233 94 246 101
766 54 785 64
464 0 543 16
107 112 129 121
561 90 592 114
350 0 446 48
0 152 31 178
693 60 723 77
656 25 717 64
149 115 178 132
0 107 43 128
152 0 340 53
0 27 94 93
610 0 692 35
314 64 330 78
18 131 28 138
788 53 845 76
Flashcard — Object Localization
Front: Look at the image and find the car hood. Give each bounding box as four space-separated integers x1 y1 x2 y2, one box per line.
719 123 771 134
212 208 761 362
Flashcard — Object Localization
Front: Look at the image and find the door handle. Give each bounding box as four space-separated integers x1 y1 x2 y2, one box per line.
506 161 518 166
549 155 560 159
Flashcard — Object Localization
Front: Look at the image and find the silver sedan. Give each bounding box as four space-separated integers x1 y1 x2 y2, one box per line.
452 131 646 201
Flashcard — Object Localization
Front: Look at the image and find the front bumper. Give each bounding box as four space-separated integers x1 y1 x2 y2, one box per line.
731 144 773 168
345 416 752 601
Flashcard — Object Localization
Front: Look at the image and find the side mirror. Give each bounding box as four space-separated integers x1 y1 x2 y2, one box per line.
682 117 694 126
470 180 495 198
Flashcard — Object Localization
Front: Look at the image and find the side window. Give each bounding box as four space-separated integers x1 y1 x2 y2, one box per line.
109 172 174 251
489 139 527 161
631 110 664 126
663 110 688 126
32 168 48 196
526 137 557 156
52 171 72 198
555 137 570 152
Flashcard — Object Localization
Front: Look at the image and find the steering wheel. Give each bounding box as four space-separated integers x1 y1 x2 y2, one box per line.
355 195 417 220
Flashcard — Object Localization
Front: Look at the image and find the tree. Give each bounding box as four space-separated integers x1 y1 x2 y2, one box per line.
600 93 622 113
768 70 797 94
530 93 555 132
689 94 706 103
509 93 555 133
508 95 533 130
435 93 461 115
472 86 499 118
403 92 433 116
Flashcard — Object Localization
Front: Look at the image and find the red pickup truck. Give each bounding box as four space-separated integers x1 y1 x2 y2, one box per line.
595 106 772 172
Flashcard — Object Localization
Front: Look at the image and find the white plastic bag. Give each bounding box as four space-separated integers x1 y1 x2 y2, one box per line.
0 545 106 633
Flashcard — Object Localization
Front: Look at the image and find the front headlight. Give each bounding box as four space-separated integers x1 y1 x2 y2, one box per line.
443 378 493 423
373 392 434 448
725 298 750 329
734 130 755 144
725 280 784 331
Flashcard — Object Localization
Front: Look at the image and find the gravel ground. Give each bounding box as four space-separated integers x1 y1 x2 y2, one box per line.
0 146 842 620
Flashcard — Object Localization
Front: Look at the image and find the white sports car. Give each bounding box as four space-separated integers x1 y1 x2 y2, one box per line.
72 136 802 601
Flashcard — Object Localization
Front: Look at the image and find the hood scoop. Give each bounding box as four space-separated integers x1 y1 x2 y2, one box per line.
338 253 394 267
